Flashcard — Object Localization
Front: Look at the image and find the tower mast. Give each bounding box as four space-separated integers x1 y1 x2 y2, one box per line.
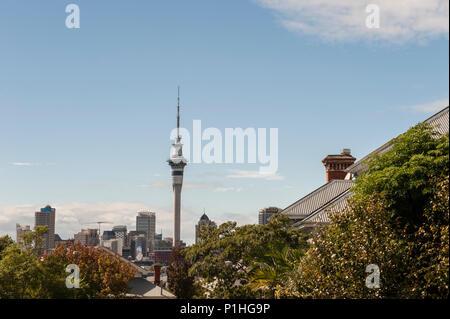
177 86 180 141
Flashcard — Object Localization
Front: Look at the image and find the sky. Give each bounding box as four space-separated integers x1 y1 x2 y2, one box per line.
0 0 448 245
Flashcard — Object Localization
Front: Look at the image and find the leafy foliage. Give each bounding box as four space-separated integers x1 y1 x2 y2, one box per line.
44 241 136 298
0 235 14 257
0 230 136 298
185 214 307 298
294 125 449 298
354 123 449 232
249 243 305 298
167 246 195 298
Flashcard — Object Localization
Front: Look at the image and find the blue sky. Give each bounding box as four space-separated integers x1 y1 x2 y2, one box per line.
0 0 448 244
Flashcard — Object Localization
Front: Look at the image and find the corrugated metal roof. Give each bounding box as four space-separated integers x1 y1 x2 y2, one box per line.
425 106 449 135
281 179 353 219
346 106 449 176
294 190 353 228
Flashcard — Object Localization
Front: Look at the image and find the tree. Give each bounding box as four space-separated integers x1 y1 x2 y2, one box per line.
408 176 449 297
21 225 48 255
167 246 194 298
248 243 304 298
0 235 14 257
293 125 449 298
0 244 44 298
297 195 412 298
354 123 449 232
44 241 136 298
0 230 136 299
185 214 307 298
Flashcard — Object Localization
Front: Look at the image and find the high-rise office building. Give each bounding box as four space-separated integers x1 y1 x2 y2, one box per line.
34 205 56 251
136 211 155 247
168 88 187 247
16 223 31 247
258 207 282 225
112 225 127 247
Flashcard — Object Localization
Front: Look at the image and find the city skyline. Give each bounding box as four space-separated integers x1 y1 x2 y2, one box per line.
0 1 448 245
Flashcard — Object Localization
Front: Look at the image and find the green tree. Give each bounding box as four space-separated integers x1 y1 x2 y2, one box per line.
167 246 194 298
408 176 449 297
0 245 44 298
249 243 305 298
185 214 307 298
0 235 14 257
354 123 449 232
294 124 449 298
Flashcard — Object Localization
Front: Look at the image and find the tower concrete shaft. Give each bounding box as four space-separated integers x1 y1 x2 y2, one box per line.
169 161 186 247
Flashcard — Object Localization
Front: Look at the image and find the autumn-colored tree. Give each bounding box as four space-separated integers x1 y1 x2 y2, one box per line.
43 241 136 298
0 229 136 298
167 246 194 298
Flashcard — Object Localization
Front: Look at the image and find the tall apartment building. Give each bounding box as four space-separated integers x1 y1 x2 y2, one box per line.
34 205 56 251
16 223 31 247
136 211 156 248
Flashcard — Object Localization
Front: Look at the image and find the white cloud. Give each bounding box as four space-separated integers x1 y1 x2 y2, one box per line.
403 98 449 113
11 162 34 166
255 0 449 43
226 169 284 181
149 181 170 188
214 186 243 193
10 162 56 167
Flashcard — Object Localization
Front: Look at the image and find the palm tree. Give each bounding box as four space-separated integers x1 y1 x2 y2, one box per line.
249 244 304 298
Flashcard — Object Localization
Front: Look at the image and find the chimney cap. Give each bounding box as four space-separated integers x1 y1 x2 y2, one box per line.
341 148 351 155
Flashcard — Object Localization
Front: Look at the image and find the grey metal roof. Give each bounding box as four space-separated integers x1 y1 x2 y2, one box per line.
281 179 354 219
346 106 449 176
293 190 353 228
425 106 449 135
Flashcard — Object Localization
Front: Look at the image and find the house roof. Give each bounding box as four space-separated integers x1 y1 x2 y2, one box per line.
293 189 353 228
128 278 175 299
281 179 354 219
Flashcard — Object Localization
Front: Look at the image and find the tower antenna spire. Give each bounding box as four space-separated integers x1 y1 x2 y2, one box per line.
177 86 180 141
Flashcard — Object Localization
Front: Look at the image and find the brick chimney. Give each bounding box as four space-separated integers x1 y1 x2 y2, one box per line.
322 149 356 182
153 264 161 285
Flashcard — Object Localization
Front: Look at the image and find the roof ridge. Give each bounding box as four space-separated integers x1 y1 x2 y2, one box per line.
423 105 449 124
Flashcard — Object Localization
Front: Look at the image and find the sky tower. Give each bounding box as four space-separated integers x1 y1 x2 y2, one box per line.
168 87 187 247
